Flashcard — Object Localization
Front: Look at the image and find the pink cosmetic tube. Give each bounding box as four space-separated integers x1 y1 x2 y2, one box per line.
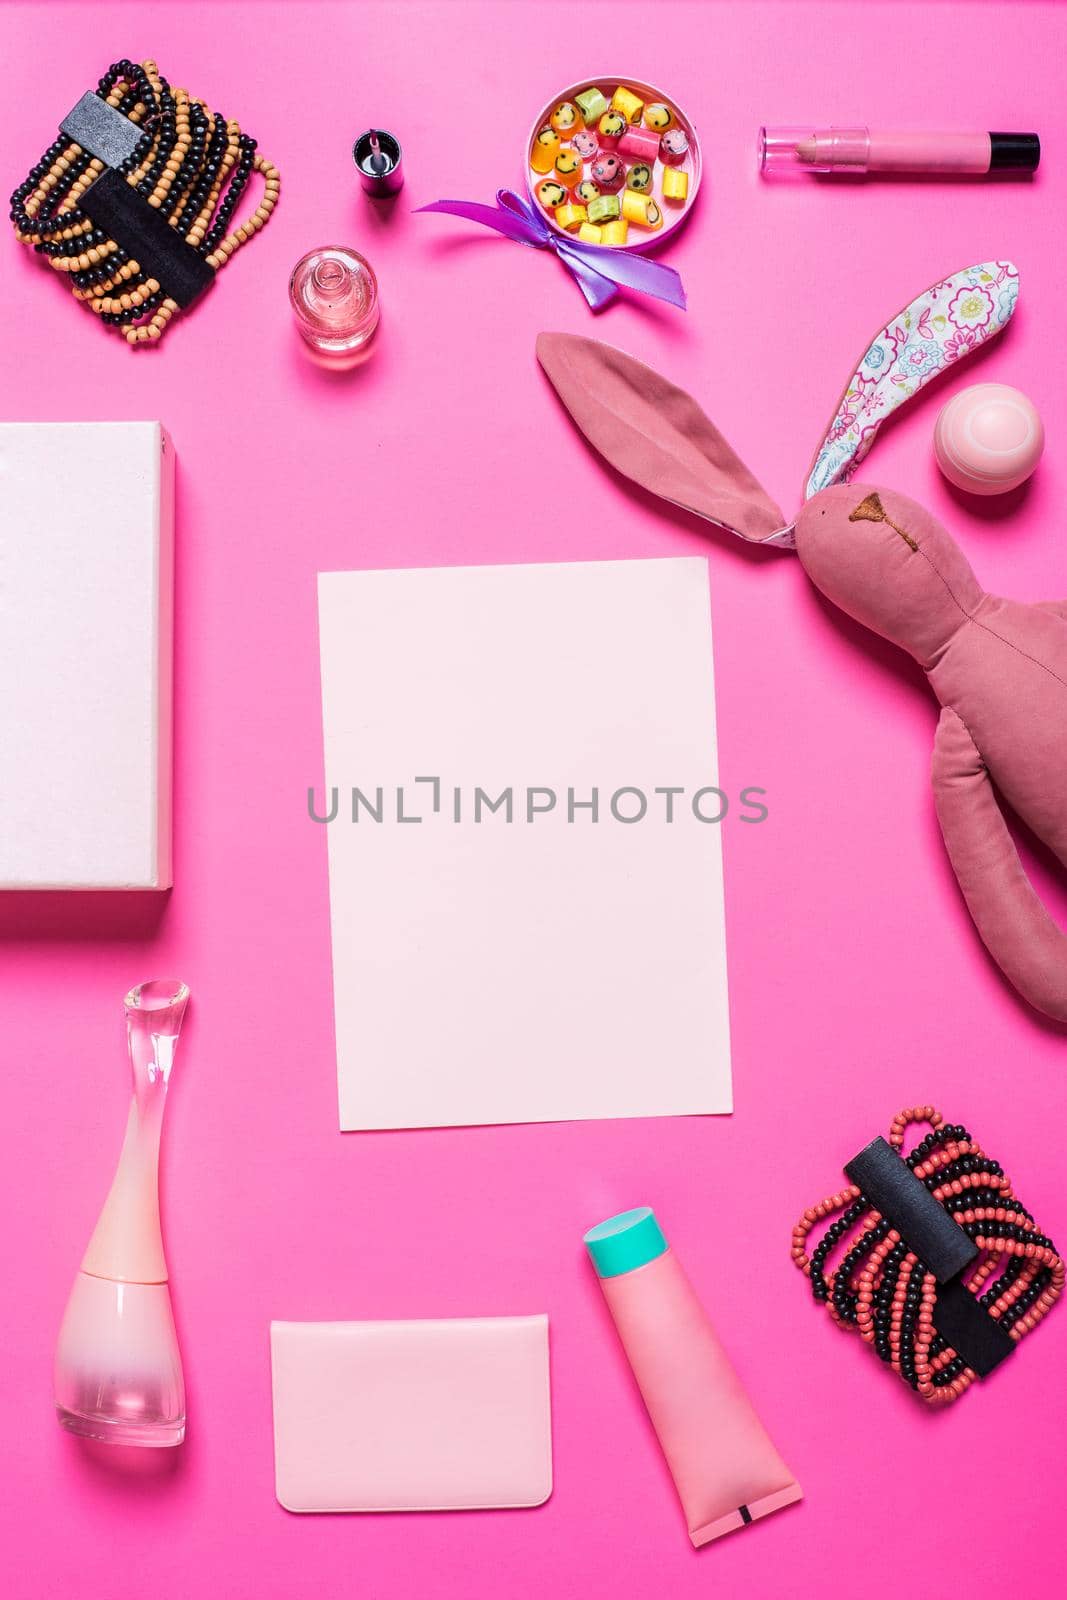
584 1207 801 1546
760 126 1040 177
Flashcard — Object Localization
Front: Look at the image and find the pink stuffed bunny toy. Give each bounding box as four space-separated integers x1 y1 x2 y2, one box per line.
537 262 1067 1024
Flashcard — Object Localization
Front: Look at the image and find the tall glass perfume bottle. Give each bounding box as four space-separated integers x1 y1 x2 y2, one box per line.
289 246 380 366
54 979 190 1448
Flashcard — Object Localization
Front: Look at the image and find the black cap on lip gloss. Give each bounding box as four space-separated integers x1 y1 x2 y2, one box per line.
989 132 1040 172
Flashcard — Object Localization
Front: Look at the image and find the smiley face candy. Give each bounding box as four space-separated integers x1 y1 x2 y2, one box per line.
644 102 674 132
575 179 601 204
573 130 598 160
591 153 625 191
621 190 662 228
660 127 689 164
550 101 580 135
597 109 628 147
531 125 561 174
554 147 583 187
536 178 567 211
626 162 653 193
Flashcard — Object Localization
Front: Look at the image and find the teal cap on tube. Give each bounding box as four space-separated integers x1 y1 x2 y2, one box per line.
584 1206 668 1278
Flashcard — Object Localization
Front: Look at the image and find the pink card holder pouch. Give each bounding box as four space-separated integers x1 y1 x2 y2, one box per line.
270 1315 553 1513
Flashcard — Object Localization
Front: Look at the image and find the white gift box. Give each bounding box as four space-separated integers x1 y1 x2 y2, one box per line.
0 422 174 889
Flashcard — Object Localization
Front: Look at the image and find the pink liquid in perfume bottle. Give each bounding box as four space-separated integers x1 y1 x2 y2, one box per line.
289 247 380 367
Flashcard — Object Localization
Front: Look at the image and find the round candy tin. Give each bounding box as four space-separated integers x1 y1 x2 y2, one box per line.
526 76 701 252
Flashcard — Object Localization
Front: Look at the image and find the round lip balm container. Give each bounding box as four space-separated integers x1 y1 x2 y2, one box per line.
934 382 1044 495
525 76 701 253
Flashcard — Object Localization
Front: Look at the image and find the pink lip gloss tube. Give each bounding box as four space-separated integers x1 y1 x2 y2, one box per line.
760 126 1040 177
584 1207 801 1547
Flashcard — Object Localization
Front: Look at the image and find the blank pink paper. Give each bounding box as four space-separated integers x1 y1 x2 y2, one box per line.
318 557 732 1130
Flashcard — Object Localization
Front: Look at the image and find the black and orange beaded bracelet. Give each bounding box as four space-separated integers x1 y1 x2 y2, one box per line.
9 57 279 345
792 1106 1063 1405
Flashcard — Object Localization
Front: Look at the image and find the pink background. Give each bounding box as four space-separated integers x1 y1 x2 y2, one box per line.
2 2 1066 1595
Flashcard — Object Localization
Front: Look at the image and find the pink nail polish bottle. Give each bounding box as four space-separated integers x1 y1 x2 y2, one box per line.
289 246 380 367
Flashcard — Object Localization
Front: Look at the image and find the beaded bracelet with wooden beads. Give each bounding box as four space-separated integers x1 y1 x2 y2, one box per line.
791 1106 1063 1405
9 57 280 345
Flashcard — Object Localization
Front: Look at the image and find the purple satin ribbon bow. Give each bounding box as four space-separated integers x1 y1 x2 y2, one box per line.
417 188 686 312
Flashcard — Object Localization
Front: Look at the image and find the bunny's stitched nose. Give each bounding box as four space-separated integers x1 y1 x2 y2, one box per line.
848 491 917 551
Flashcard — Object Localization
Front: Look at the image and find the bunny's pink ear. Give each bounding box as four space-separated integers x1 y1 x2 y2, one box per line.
536 332 793 546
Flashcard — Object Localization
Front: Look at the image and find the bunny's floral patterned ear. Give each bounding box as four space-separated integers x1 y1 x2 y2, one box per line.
805 261 1020 499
